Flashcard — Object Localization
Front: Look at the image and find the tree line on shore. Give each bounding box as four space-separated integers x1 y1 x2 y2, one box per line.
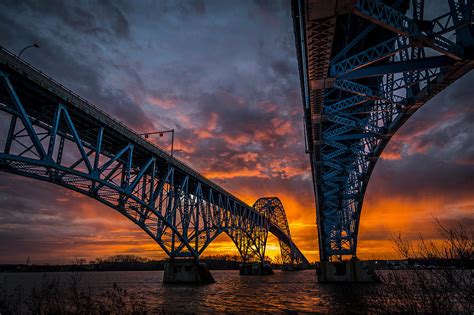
0 254 278 272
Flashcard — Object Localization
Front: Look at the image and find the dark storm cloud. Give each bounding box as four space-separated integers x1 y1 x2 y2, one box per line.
1 0 130 38
0 0 150 130
253 0 286 11
371 155 473 199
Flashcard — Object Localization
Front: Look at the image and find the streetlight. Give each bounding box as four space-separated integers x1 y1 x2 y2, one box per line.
18 44 39 58
139 129 175 157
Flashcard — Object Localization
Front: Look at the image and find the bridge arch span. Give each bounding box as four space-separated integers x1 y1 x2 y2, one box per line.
292 0 474 263
253 197 303 265
0 49 308 267
0 158 196 258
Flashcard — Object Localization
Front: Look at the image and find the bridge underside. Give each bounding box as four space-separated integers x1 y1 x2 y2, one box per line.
293 0 473 261
0 47 309 276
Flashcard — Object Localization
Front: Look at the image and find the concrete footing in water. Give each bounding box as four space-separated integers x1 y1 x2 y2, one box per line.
163 260 215 284
239 262 274 275
317 259 380 283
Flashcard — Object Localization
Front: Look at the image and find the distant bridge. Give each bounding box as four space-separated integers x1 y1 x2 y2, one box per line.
292 0 473 263
0 47 309 270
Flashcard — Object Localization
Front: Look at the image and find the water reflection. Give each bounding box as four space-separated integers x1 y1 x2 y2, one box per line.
1 270 386 313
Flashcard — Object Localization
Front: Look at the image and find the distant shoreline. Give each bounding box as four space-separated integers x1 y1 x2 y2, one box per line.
0 260 241 272
1 257 469 273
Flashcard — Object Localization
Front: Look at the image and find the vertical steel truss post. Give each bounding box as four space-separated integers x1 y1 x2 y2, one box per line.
293 0 473 262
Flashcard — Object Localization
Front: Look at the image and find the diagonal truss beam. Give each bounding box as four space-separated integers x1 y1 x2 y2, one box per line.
354 0 465 59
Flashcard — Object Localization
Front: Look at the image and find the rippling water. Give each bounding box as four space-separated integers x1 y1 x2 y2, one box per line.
1 270 393 313
4 269 471 313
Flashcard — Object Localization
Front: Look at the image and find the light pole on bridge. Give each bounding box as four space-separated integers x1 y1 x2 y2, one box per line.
139 129 175 157
18 44 39 59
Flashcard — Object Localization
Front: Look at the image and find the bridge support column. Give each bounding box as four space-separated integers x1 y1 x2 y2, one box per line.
163 259 215 284
317 258 380 283
239 262 274 275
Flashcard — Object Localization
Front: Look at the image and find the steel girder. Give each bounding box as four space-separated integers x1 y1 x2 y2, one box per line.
0 48 310 266
253 197 304 265
292 0 474 261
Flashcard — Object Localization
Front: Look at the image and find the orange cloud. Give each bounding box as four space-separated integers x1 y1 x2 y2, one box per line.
204 168 265 180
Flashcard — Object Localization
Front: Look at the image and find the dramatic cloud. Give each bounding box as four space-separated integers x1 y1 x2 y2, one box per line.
0 0 472 263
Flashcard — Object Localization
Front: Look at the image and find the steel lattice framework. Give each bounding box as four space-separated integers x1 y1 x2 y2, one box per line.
292 0 473 261
0 48 308 267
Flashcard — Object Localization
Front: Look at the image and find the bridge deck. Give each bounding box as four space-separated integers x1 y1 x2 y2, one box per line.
0 47 308 264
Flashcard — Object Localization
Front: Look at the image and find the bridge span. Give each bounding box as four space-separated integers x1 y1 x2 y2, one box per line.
292 0 473 281
0 47 308 283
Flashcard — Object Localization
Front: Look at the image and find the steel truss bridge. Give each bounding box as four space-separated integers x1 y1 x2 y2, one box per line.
292 0 473 261
0 48 309 267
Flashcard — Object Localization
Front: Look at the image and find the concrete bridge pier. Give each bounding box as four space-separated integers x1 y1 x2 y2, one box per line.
239 262 274 275
163 259 215 284
317 258 380 283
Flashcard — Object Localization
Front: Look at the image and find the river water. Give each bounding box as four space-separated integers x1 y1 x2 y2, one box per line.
2 269 389 313
3 269 471 313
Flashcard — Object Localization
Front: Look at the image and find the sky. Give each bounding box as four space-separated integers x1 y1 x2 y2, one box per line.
0 0 472 264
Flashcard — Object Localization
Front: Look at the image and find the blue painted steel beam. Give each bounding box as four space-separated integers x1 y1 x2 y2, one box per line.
354 0 465 59
292 0 473 262
0 72 47 160
336 55 456 80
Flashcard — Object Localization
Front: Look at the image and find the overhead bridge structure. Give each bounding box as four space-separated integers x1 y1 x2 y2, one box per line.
0 48 308 282
292 0 473 281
